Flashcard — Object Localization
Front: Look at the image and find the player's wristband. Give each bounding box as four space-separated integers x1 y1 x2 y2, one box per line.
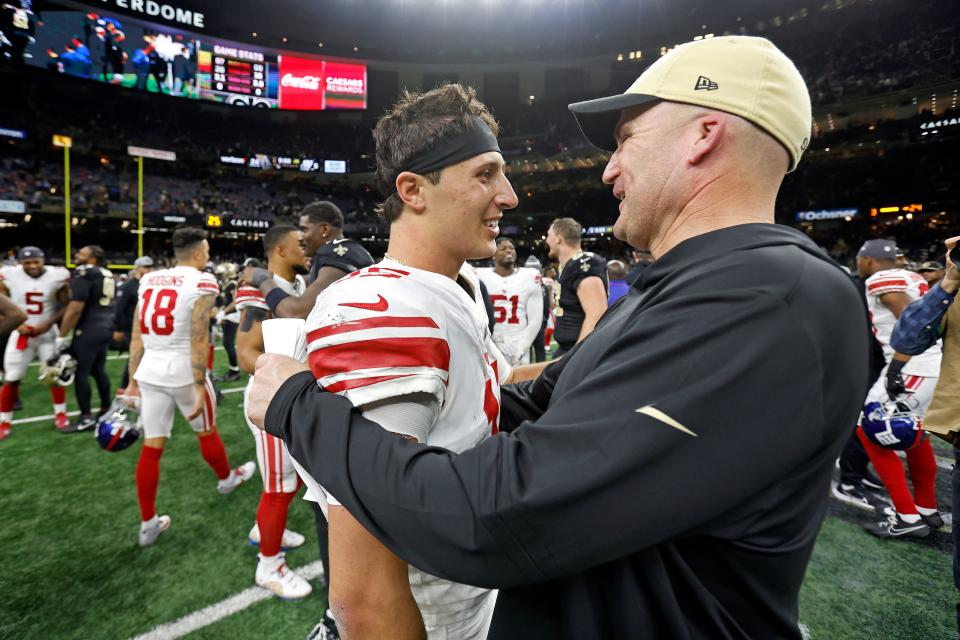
249 268 273 288
265 288 291 314
887 359 906 377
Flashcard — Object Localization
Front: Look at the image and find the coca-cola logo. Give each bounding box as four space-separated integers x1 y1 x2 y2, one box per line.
281 74 321 91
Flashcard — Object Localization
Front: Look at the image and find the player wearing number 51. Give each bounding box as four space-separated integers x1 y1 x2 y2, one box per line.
123 227 255 547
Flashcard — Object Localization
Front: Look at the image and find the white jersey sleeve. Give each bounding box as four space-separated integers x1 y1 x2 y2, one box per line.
235 284 269 312
305 269 450 411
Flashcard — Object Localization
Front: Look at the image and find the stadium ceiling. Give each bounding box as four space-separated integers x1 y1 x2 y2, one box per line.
61 0 811 63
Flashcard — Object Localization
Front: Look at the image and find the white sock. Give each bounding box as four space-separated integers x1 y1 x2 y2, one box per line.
258 552 283 570
897 512 921 523
0 411 11 423
917 506 939 516
141 515 158 528
54 403 67 414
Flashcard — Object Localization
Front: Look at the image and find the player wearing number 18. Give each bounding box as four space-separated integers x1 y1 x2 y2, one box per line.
124 227 255 547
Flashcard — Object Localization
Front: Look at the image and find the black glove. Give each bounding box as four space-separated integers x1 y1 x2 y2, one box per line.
885 359 907 399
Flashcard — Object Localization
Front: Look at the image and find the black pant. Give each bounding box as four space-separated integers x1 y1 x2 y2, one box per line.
222 321 238 369
533 324 546 363
0 331 8 374
310 500 331 590
839 426 871 485
72 330 112 416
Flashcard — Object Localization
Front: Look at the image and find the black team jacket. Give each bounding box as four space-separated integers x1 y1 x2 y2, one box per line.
265 223 870 640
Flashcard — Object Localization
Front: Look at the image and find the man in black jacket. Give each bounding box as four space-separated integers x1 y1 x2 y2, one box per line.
248 36 871 639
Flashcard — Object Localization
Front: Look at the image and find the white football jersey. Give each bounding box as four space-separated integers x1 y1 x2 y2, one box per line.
235 273 305 313
0 265 70 327
304 259 510 630
865 268 942 377
476 266 544 365
134 266 220 387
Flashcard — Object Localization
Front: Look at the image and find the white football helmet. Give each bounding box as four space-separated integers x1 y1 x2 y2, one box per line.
40 353 78 387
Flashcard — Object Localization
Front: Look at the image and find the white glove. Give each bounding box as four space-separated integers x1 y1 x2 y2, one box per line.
215 310 226 325
55 335 71 353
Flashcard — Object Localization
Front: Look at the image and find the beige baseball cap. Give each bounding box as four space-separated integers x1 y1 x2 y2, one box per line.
569 36 812 171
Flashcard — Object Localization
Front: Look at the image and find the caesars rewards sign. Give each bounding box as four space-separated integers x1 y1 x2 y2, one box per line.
278 56 367 110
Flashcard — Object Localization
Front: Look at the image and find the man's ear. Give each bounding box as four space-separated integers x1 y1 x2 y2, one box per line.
395 171 426 213
687 112 726 166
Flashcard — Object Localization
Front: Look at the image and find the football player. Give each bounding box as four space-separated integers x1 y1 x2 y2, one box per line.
856 239 944 538
235 224 312 599
476 238 544 366
57 245 116 433
124 227 254 547
294 84 533 640
245 200 375 320
0 247 71 439
545 217 608 357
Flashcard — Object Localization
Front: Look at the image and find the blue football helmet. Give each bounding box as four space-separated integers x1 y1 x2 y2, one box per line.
861 400 922 450
96 398 142 452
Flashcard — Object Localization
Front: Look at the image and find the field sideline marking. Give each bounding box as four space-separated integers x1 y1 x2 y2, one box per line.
22 346 226 369
9 387 246 425
128 560 325 640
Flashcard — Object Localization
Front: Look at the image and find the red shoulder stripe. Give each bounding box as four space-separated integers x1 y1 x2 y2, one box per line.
307 316 439 342
324 373 416 393
309 337 450 379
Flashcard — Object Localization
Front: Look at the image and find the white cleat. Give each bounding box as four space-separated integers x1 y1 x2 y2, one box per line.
255 554 313 600
217 461 256 495
249 523 306 550
138 515 171 547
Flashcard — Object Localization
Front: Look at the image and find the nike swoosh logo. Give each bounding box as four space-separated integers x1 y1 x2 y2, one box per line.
339 295 389 312
635 406 697 437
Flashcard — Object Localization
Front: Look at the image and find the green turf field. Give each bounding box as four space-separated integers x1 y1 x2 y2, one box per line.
0 348 955 639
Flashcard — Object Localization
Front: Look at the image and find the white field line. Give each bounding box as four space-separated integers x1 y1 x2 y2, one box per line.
9 387 246 425
128 560 325 640
21 346 225 369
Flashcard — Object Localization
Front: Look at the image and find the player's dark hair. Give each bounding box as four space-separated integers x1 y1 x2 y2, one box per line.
171 227 208 256
300 201 344 229
373 83 500 224
497 238 516 250
550 218 582 245
263 224 298 255
87 245 106 265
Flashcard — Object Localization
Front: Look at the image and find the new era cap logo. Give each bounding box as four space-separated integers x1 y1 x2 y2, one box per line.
694 75 719 91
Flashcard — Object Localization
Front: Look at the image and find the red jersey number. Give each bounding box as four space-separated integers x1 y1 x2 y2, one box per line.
139 289 178 336
25 291 43 315
490 294 520 325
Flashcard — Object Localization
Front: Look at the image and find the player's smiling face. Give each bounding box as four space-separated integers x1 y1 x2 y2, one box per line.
602 102 684 253
21 258 44 278
494 240 516 267
422 151 519 262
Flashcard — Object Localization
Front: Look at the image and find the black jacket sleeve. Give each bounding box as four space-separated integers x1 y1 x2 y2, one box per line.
267 289 853 590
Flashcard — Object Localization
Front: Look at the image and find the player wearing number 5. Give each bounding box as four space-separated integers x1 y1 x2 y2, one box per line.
124 228 254 547
58 246 116 434
476 238 544 366
0 247 71 439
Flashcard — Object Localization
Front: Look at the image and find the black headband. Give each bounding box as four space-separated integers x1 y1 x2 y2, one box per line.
402 116 501 175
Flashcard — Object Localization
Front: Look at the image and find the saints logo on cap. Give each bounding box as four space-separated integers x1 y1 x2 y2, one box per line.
694 76 719 91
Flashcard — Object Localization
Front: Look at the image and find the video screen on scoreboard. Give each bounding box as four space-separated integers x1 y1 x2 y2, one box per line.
11 8 201 98
4 4 367 111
